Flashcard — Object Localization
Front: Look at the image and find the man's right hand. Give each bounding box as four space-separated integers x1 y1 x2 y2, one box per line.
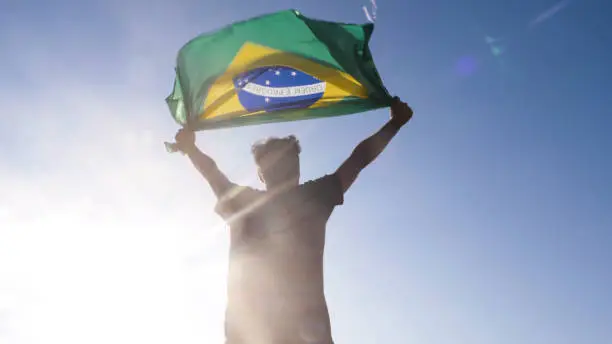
175 128 196 153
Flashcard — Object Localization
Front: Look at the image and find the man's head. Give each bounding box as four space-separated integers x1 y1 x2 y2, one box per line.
251 135 301 189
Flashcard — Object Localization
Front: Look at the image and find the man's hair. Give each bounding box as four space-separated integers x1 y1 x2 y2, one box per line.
251 135 301 165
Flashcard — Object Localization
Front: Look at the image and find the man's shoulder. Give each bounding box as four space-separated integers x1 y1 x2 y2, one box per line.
301 173 339 187
214 185 265 219
299 173 344 207
222 184 264 202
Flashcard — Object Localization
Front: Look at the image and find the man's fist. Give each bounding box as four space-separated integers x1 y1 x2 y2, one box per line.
390 97 413 127
174 128 196 152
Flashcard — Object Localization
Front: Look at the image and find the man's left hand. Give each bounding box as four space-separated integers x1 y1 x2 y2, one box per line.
390 97 413 127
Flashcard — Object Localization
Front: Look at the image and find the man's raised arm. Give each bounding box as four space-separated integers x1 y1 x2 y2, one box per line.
175 128 236 199
334 97 413 193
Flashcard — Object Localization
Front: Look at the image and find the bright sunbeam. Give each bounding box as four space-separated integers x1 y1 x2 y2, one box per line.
0 139 229 344
0 70 234 343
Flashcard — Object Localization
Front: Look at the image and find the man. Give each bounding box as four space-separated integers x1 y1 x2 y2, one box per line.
174 97 413 344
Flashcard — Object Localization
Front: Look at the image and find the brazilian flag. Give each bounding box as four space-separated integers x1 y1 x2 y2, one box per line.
165 9 392 138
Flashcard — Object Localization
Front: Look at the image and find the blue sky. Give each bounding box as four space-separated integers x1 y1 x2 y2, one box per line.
1 0 611 343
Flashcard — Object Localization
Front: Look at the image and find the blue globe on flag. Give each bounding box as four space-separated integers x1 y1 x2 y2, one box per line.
233 66 326 113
